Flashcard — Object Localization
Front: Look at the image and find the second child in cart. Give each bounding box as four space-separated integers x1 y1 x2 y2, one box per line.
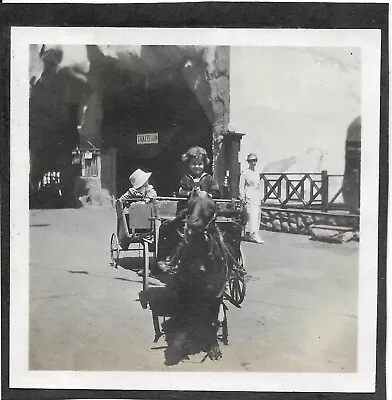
118 168 157 204
156 146 221 273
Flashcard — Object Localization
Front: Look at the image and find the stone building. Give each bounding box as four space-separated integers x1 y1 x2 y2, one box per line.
342 116 361 212
29 45 243 206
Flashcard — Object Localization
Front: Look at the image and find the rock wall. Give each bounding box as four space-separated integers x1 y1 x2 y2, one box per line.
342 116 361 212
29 45 231 205
260 207 360 235
208 46 230 186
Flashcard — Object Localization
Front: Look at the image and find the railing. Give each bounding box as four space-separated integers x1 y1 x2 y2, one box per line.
259 171 349 212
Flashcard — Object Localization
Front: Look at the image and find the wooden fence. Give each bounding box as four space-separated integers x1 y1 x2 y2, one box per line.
259 171 349 212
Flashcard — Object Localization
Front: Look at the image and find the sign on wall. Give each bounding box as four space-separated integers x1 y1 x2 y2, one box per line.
137 133 159 145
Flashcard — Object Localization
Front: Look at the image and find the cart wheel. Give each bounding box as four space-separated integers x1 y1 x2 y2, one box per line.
228 273 246 304
237 250 245 271
229 250 246 304
110 233 120 268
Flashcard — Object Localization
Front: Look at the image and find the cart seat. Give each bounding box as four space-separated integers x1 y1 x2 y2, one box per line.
127 202 155 232
153 198 242 219
215 199 243 218
116 200 155 249
154 200 179 221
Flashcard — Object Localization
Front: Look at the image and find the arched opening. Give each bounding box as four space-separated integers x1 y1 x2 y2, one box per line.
29 45 231 206
100 55 214 196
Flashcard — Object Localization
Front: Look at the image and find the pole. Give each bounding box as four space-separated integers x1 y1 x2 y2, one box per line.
321 170 329 212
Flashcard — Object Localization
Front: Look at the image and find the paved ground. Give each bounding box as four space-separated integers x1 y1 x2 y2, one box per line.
29 207 358 372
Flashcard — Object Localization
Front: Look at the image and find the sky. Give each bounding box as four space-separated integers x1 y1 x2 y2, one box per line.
230 46 361 174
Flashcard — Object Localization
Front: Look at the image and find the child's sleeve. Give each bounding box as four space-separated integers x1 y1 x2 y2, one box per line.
208 176 221 198
119 190 132 203
178 175 192 197
119 187 140 202
147 186 157 199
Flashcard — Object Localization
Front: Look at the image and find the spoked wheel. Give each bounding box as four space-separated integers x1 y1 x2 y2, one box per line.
228 250 246 305
110 233 120 268
228 274 246 305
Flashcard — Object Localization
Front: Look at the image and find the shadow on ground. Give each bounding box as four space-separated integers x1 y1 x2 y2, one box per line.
145 285 225 366
30 223 51 227
116 256 146 272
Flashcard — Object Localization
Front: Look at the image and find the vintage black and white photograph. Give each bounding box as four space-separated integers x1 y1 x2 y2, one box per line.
10 27 381 392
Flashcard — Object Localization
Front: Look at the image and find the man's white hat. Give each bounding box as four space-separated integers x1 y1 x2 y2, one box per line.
129 169 151 189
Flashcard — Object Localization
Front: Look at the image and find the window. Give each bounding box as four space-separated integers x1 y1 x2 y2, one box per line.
81 152 99 177
39 171 61 189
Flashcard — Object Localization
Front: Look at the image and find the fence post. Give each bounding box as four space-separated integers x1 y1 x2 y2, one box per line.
260 173 265 202
321 170 329 212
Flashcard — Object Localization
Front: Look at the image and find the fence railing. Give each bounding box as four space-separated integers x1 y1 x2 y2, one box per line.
259 171 348 212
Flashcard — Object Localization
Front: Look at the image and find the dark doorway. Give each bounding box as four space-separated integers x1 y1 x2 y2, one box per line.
102 61 214 197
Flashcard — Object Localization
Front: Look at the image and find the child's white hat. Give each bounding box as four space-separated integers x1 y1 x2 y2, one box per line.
129 169 151 189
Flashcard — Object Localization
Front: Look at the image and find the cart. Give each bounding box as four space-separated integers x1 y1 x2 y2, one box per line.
110 198 160 292
110 197 247 345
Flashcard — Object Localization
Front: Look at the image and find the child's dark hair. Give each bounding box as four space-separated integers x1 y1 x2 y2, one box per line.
181 146 211 166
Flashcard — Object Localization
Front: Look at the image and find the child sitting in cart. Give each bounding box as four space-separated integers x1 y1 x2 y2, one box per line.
177 146 220 199
119 168 157 204
156 146 221 273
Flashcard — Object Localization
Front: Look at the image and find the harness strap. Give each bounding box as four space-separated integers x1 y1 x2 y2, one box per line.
207 231 230 298
179 212 240 298
210 223 242 270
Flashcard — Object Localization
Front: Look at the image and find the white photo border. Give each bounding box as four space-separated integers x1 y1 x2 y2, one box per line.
10 27 381 392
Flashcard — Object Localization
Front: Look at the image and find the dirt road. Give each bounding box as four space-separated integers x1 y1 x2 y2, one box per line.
29 207 358 372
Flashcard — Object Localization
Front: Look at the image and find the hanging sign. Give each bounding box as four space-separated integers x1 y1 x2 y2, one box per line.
137 133 159 145
72 153 81 165
85 151 93 159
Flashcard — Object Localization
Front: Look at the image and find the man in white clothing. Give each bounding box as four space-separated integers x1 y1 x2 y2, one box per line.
239 153 264 244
